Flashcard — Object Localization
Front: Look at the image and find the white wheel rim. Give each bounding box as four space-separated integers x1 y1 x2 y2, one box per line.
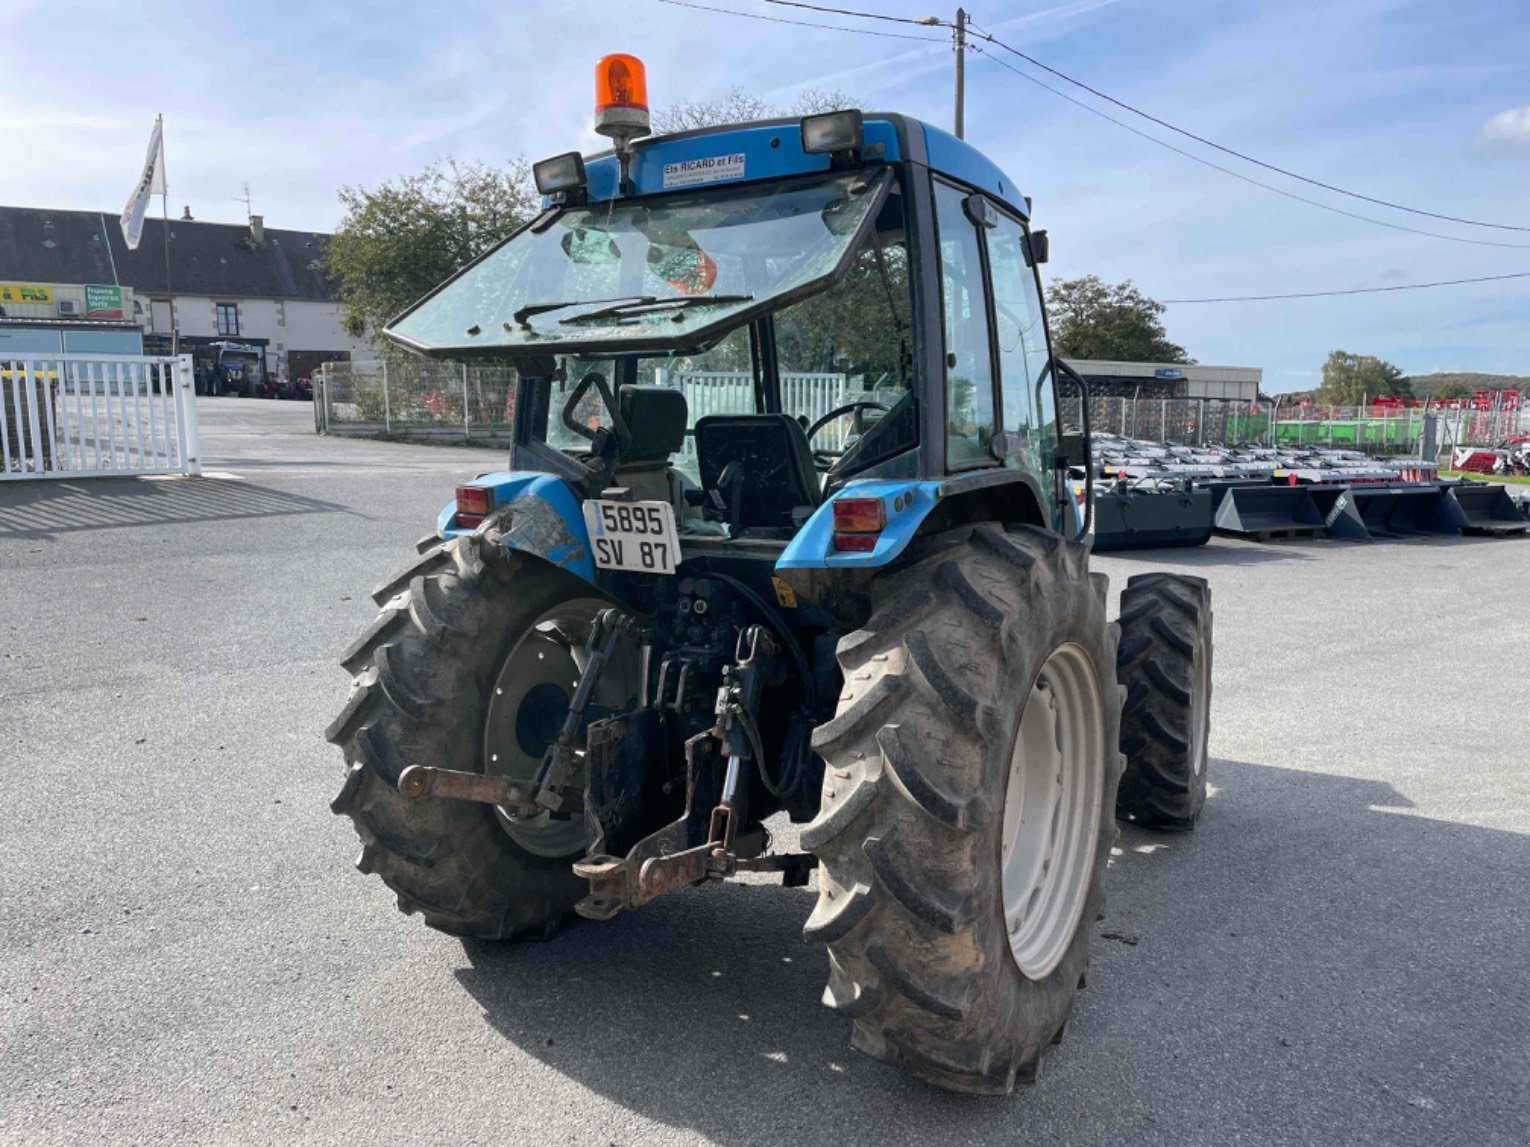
1190 644 1210 778
1001 644 1105 980
482 598 638 858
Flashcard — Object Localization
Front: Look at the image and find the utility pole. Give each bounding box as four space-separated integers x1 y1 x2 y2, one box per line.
919 8 968 139
953 7 967 140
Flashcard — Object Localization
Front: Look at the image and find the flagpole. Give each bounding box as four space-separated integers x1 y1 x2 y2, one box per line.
157 114 178 357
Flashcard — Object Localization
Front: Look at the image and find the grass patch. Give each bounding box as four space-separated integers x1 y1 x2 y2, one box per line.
1440 469 1530 486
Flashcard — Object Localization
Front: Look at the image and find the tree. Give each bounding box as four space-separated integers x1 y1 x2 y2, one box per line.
651 87 863 133
1434 380 1470 401
1317 349 1407 404
326 159 540 341
1044 276 1190 363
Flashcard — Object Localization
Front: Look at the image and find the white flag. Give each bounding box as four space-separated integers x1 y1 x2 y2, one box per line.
120 117 166 251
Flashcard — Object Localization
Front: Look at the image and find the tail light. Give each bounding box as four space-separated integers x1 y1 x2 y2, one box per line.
455 484 493 528
832 496 885 552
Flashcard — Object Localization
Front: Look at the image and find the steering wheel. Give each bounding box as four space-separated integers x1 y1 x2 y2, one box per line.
806 400 890 470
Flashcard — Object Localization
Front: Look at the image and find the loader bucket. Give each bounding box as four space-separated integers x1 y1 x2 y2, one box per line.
1091 487 1214 551
1444 482 1530 536
1347 485 1465 539
1212 484 1326 541
1305 486 1372 541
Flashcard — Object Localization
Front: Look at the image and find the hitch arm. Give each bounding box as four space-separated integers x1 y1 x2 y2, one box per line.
395 606 633 816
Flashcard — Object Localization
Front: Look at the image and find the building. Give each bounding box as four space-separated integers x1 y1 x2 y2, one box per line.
1064 359 1262 403
0 206 364 383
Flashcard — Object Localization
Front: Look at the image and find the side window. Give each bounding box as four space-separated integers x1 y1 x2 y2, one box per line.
988 215 1055 477
933 182 995 468
774 191 914 470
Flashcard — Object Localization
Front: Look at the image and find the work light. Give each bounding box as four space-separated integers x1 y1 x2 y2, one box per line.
801 110 863 156
533 151 587 196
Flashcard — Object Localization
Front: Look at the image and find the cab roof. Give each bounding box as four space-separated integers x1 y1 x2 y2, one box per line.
576 112 1028 220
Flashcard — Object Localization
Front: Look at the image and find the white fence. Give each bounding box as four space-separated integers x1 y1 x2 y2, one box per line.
1 354 201 480
661 370 850 457
316 360 854 454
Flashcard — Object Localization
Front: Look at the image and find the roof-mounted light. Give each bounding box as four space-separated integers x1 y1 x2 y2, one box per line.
801 109 863 156
533 151 587 197
594 53 651 140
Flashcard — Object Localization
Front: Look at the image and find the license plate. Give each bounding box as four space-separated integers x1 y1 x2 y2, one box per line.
582 499 681 574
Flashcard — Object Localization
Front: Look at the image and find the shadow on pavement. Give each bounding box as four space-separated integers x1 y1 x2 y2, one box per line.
1100 540 1323 566
451 759 1529 1144
0 475 348 540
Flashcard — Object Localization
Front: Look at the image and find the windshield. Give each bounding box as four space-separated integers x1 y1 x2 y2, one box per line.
386 169 891 355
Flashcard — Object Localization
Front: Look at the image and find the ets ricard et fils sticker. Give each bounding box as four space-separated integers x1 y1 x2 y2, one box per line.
662 154 746 189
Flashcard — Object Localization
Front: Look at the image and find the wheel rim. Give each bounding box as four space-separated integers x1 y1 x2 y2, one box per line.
1190 643 1211 778
1001 644 1105 980
482 598 638 858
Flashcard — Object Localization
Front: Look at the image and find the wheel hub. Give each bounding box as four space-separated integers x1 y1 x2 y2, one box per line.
482 598 638 858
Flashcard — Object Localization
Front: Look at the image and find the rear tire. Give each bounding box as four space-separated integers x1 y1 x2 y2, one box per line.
1114 572 1214 831
804 524 1125 1094
326 536 619 940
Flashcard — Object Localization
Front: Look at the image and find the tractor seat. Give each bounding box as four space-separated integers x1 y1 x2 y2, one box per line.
693 413 822 534
613 385 692 514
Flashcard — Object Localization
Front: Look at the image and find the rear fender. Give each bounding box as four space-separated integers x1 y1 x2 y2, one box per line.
438 471 597 584
777 471 1049 572
776 471 1051 625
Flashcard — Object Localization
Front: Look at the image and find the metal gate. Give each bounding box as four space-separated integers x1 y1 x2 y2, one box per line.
0 354 201 480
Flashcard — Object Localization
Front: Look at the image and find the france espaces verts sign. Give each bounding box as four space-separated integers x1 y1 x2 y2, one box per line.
84 284 124 319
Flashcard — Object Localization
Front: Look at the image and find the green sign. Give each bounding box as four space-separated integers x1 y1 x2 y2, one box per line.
84 284 124 319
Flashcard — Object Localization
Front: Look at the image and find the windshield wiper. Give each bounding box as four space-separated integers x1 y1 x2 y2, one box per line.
511 295 655 329
560 294 755 326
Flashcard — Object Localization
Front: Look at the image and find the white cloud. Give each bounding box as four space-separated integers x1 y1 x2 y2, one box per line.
1480 105 1530 147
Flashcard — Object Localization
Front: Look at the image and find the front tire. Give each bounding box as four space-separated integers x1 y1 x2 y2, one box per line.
326 536 633 940
1114 573 1214 831
804 524 1124 1094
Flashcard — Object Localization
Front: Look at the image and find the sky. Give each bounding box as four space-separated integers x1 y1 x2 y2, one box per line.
1 0 1526 391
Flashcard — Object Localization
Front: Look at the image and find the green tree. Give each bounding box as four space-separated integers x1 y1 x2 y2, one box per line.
1433 380 1470 401
326 159 540 342
1317 349 1407 404
1044 276 1190 363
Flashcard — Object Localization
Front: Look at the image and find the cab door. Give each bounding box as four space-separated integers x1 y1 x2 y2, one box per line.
985 210 1059 493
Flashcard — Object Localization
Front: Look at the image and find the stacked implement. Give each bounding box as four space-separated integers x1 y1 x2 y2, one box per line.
1083 435 1527 550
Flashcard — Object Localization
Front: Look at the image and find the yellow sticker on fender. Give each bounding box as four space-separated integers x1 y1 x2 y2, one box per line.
772 576 798 608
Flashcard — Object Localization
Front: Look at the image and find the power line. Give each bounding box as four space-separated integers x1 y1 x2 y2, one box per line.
760 0 935 26
1161 270 1530 304
966 44 1530 251
655 0 941 40
675 2 1529 245
968 27 1530 233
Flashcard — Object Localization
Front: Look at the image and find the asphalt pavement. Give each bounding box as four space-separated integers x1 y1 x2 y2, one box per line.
2 398 1526 1145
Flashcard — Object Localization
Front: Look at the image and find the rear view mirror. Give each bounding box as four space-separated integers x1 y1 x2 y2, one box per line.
1055 431 1086 468
1029 229 1049 265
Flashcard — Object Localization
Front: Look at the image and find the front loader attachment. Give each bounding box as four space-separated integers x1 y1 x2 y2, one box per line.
1444 482 1529 537
1347 485 1465 539
1212 484 1326 541
1091 485 1214 551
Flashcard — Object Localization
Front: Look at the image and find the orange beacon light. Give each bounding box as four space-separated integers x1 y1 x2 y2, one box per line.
596 54 648 112
595 54 652 144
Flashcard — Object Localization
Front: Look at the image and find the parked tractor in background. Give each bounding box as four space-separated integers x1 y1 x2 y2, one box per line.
327 55 1215 1094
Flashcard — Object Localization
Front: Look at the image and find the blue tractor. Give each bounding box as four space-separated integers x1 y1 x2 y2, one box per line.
328 55 1214 1093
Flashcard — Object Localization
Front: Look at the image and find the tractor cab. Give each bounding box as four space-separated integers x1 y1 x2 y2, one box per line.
386 84 1074 587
